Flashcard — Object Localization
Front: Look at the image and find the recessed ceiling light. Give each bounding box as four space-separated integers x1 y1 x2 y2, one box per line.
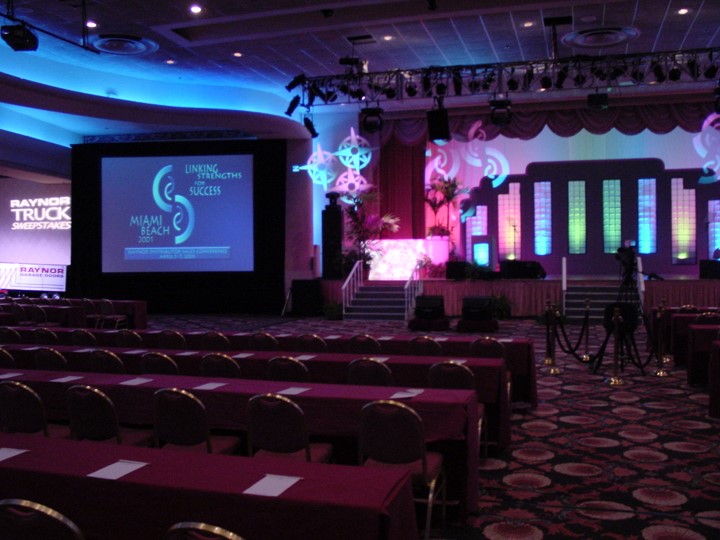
522 22 534 28
233 52 243 58
383 35 394 41
678 8 689 15
86 20 97 29
165 59 176 65
190 4 203 15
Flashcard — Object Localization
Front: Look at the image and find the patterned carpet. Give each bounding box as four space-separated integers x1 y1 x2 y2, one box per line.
147 313 720 539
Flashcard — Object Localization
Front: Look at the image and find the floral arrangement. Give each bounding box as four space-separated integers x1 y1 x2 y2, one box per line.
424 176 468 236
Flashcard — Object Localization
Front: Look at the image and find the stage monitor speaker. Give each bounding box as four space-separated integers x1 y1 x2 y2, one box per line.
291 279 324 316
602 302 639 334
427 108 450 141
462 296 495 321
499 260 547 279
414 295 445 320
445 261 467 280
322 197 343 279
699 259 720 279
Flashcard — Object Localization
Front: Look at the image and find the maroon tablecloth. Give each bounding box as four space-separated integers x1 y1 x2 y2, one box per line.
0 432 417 540
0 368 479 514
708 342 720 419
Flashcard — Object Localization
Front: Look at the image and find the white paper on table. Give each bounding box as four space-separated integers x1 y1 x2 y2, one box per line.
448 358 467 364
119 377 153 386
124 349 148 355
275 333 291 337
176 351 199 356
233 332 249 336
323 335 341 339
498 338 513 343
193 382 227 390
390 388 425 399
0 448 28 462
0 372 23 380
277 387 310 396
243 474 302 497
370 357 390 363
87 460 148 480
21 346 40 351
377 336 394 341
232 352 254 359
51 375 85 383
72 348 97 353
434 337 448 342
294 354 316 361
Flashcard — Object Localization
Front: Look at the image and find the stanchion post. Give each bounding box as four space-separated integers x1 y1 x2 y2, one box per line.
654 303 670 377
607 307 625 385
581 298 591 363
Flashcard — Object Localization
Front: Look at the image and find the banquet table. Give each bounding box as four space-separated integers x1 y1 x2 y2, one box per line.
0 432 417 540
708 341 720 419
1 342 508 450
0 298 147 329
0 367 479 514
0 303 86 328
687 324 720 386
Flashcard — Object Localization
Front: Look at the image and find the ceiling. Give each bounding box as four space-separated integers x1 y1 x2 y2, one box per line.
0 0 718 141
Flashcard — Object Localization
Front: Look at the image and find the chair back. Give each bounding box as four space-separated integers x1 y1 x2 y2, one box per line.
9 303 32 325
153 388 211 451
158 329 187 349
0 498 85 540
468 336 505 358
87 349 126 374
200 353 241 378
409 335 442 356
693 311 720 325
0 326 21 344
35 347 67 371
347 358 394 386
200 331 231 351
247 332 279 351
167 521 245 540
346 333 382 354
67 384 121 443
141 352 179 375
70 328 98 346
33 327 59 345
116 329 144 347
266 356 309 382
428 361 476 389
0 348 15 368
29 305 51 325
246 393 310 459
359 400 427 472
0 380 49 435
296 333 328 352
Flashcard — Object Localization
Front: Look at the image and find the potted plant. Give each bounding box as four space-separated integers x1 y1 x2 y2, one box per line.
424 176 468 238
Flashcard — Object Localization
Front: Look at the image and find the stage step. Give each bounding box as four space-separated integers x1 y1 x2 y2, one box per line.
344 283 408 321
564 284 623 324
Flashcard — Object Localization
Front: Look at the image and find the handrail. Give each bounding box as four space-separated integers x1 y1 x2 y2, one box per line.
403 266 423 321
341 260 364 317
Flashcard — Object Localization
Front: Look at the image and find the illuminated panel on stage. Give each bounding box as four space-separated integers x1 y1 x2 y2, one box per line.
465 205 487 262
708 200 720 259
603 180 621 254
637 178 657 255
369 239 426 280
534 182 551 256
568 181 586 254
671 177 696 264
498 183 521 260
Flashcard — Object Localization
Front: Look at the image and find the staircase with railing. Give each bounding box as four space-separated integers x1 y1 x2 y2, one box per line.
342 263 423 321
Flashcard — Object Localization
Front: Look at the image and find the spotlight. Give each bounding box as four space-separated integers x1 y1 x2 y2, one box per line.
452 70 463 95
687 58 700 79
590 65 607 81
303 116 319 138
668 65 682 81
555 65 569 89
1 24 38 51
285 73 306 92
489 98 512 126
285 95 301 116
609 64 626 80
382 86 397 99
573 72 587 87
522 67 534 90
631 66 645 83
540 74 552 90
361 106 384 133
587 93 609 111
468 79 482 94
652 62 666 82
349 87 366 100
507 76 519 91
704 64 718 79
435 82 447 96
405 82 418 97
422 71 432 97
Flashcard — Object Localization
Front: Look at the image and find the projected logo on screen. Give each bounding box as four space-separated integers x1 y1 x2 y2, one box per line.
152 165 195 245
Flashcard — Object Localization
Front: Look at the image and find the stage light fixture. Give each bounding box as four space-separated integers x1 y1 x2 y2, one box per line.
522 67 534 90
686 58 700 79
668 65 682 81
587 93 609 111
705 64 718 79
506 74 519 91
303 116 319 138
405 82 418 97
435 82 447 96
284 95 301 116
540 74 552 90
285 73 306 92
360 106 384 133
715 87 720 114
631 65 645 83
573 72 587 87
422 71 432 97
468 79 482 94
554 65 569 88
382 86 397 99
452 70 463 95
1 24 38 51
652 62 666 82
489 98 512 126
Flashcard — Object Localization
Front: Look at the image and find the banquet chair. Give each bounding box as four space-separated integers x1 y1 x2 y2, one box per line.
358 400 446 540
346 333 382 354
200 331 231 351
8 303 35 326
32 327 60 345
266 356 310 382
0 498 85 540
0 326 22 344
0 380 69 437
34 347 68 371
81 298 103 328
468 336 506 358
347 357 394 386
86 349 126 374
0 347 15 368
247 331 279 351
158 329 187 349
96 298 128 329
141 352 179 375
29 305 62 328
409 335 443 356
200 353 241 378
116 328 144 348
153 388 240 454
296 333 328 352
67 384 152 446
70 328 98 346
246 393 332 462
167 521 245 540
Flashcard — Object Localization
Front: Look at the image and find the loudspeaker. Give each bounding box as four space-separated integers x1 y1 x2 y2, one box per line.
427 108 450 141
602 302 639 334
499 260 547 279
462 296 495 321
414 295 445 320
321 197 343 279
445 261 467 280
699 260 720 279
291 279 324 316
